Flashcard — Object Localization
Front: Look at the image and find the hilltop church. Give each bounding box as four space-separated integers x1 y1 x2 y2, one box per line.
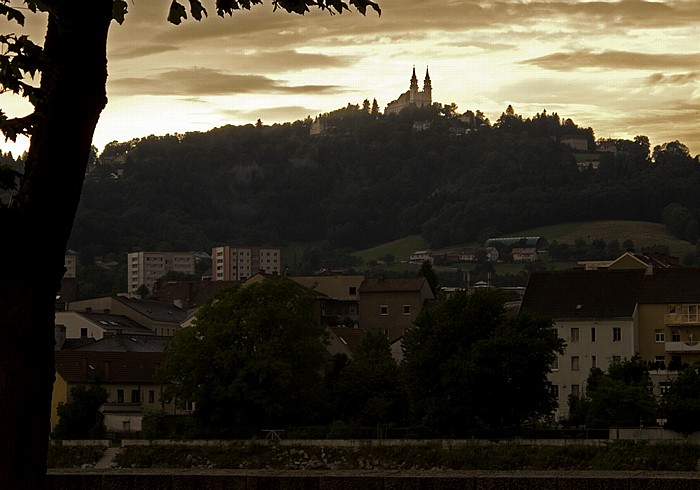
385 66 433 115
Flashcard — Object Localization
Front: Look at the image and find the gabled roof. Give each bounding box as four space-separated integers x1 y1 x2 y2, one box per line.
520 269 646 319
72 334 170 353
639 268 700 304
55 351 165 384
359 276 431 295
77 312 153 336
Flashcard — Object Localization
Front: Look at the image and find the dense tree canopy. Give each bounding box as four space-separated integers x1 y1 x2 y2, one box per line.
401 289 564 436
157 278 328 435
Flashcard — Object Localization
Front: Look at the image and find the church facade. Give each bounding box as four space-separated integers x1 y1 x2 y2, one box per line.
385 67 432 115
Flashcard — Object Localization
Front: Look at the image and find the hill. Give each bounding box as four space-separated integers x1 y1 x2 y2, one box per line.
68 105 700 274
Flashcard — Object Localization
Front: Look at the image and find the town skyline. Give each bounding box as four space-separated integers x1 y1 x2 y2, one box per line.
1 0 698 157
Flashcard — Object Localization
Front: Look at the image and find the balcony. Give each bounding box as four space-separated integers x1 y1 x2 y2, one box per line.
665 341 700 353
665 313 700 325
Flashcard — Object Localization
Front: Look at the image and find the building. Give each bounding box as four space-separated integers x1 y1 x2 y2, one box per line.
211 245 282 281
127 251 196 296
289 275 364 326
385 67 432 115
359 276 435 342
67 296 187 336
520 269 646 420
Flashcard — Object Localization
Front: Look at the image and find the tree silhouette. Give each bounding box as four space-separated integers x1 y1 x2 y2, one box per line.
0 1 379 487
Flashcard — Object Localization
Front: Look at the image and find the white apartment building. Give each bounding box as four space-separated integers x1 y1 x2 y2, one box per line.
127 251 196 296
211 246 282 281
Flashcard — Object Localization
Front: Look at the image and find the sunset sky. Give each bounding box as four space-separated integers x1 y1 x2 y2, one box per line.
1 0 699 157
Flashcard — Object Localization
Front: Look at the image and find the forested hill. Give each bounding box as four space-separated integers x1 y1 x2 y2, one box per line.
69 104 700 260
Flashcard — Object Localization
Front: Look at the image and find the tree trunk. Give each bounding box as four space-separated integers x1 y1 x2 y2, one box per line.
0 1 112 488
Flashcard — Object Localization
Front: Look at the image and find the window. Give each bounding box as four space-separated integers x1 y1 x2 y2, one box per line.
591 355 597 368
551 356 559 371
571 356 580 371
612 355 621 364
672 330 681 342
654 356 666 370
131 389 141 403
380 305 388 315
655 329 665 343
80 328 88 338
148 390 155 404
570 327 579 342
403 305 412 315
551 385 559 399
591 327 596 342
659 382 672 396
349 287 357 295
117 389 124 403
613 327 622 342
571 384 580 397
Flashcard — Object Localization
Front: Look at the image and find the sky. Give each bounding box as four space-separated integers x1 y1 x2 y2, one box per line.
1 0 699 157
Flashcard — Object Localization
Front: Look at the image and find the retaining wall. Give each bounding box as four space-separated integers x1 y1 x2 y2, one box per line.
46 469 700 490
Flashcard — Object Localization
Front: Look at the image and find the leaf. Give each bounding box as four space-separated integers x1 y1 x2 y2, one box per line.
188 0 207 20
0 4 26 25
168 0 188 24
112 0 128 24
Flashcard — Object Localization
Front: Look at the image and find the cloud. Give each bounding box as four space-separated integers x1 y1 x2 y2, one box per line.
522 50 700 72
110 44 179 60
644 72 700 86
225 105 318 122
108 67 344 96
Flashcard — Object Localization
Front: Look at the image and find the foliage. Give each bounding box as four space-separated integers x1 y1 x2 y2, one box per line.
418 260 439 296
401 289 564 435
51 385 108 440
157 278 328 435
327 329 406 426
583 357 657 429
660 363 700 436
47 444 106 469
107 440 700 471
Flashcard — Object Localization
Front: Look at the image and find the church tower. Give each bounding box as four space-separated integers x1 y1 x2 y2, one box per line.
423 67 432 103
409 66 419 102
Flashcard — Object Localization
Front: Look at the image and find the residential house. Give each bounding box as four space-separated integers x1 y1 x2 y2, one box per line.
636 268 700 395
512 247 538 262
151 279 237 310
68 296 187 336
289 275 364 326
561 135 589 151
359 277 435 342
520 269 646 420
325 326 366 360
55 310 154 343
409 250 433 264
52 349 183 438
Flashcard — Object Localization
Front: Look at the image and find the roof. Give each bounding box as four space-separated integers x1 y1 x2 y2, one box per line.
78 312 153 336
152 279 237 308
639 268 700 304
113 297 187 323
72 334 170 353
359 277 431 294
55 351 165 384
329 327 366 353
520 269 646 319
290 275 364 300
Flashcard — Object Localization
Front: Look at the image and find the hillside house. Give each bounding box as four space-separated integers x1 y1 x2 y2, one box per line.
409 250 433 264
512 247 538 262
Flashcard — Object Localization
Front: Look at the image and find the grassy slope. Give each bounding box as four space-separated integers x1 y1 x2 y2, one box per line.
351 221 694 267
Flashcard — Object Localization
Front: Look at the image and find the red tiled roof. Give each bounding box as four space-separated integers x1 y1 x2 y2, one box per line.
520 269 646 319
55 351 165 384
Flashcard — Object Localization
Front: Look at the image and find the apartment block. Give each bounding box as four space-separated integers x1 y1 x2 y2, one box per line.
127 251 196 296
211 246 282 281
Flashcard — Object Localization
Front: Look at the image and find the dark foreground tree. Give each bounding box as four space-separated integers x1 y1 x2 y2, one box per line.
157 278 328 435
51 385 108 440
401 289 564 436
660 363 700 436
0 1 378 487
